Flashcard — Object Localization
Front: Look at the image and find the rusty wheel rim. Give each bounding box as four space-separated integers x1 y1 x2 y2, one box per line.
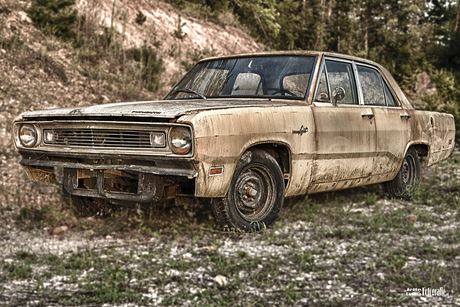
402 154 416 186
234 165 276 222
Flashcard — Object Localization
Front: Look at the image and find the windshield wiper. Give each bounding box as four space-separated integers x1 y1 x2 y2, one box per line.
172 88 207 100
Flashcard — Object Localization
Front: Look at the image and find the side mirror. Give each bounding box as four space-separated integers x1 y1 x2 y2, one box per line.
332 87 345 106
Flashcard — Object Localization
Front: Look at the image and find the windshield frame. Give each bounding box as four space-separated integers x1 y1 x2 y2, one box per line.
163 55 318 101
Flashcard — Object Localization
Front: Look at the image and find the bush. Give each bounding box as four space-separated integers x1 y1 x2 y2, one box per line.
27 0 78 41
135 11 147 26
423 69 460 143
131 45 164 92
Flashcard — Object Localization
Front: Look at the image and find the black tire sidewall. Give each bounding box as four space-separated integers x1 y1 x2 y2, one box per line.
387 147 420 198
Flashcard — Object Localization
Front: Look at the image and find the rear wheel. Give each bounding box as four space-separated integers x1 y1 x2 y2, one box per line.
385 147 420 198
211 149 285 232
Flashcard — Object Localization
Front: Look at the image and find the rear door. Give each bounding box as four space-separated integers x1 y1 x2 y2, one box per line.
355 64 411 176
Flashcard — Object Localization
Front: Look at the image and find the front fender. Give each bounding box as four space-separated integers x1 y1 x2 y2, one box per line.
178 105 315 197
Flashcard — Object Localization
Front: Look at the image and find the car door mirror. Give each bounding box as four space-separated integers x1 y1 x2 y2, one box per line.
332 87 345 106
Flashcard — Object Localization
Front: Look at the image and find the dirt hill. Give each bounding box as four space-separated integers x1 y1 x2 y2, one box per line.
75 0 261 92
0 0 261 212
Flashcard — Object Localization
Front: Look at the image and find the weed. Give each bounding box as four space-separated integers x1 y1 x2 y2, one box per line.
180 47 217 71
357 191 379 206
15 206 50 227
15 251 38 264
283 284 301 304
296 250 322 272
325 226 359 240
81 264 144 303
173 14 187 41
135 11 147 26
2 262 33 279
236 250 247 258
381 251 407 273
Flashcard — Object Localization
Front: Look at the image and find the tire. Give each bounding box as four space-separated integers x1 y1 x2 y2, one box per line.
211 149 285 232
385 147 420 198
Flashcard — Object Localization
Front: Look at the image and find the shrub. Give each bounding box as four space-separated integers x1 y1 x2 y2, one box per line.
423 69 460 143
135 11 147 26
27 0 78 41
131 45 164 92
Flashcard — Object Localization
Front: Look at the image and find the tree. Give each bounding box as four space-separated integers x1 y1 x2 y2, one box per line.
455 0 460 32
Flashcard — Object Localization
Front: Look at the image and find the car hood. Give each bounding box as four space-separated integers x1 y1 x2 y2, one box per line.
19 99 296 120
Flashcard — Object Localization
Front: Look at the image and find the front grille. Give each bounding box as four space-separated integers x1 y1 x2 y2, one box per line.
43 129 156 149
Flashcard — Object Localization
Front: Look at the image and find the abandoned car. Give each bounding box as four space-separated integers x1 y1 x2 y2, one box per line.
13 51 456 231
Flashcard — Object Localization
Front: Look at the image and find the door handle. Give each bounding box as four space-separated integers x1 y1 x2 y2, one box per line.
361 113 374 119
400 114 411 119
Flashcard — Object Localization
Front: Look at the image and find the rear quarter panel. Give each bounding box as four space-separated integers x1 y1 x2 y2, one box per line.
409 110 455 166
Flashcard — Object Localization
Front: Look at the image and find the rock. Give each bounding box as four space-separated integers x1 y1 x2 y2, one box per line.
18 11 32 24
52 226 68 235
202 246 216 253
214 275 228 287
406 215 417 224
100 95 111 103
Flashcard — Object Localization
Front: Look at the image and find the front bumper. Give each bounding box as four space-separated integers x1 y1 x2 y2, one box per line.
19 150 198 202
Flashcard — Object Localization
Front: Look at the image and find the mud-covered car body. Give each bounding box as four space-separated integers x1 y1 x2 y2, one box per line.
13 51 455 230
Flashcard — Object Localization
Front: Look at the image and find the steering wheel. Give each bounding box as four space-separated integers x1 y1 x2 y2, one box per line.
270 89 297 97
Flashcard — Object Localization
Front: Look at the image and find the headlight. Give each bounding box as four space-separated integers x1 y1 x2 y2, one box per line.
170 127 192 154
19 124 38 147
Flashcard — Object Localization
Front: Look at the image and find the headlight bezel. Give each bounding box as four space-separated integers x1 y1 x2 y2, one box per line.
18 124 38 148
169 126 192 155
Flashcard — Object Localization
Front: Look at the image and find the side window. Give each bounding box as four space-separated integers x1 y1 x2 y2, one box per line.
383 81 398 107
283 74 310 98
231 73 263 95
325 60 358 105
315 69 329 101
357 66 385 106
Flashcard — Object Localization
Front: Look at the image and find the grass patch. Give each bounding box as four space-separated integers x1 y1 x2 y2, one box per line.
1 262 33 280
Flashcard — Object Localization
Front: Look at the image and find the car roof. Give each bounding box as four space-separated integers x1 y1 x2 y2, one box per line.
199 50 380 67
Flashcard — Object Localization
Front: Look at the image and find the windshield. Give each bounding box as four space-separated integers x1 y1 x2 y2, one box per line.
164 56 316 100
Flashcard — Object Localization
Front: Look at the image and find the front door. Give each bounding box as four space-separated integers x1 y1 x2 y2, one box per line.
311 59 376 184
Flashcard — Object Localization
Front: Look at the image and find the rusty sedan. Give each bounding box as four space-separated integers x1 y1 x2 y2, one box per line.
12 51 456 231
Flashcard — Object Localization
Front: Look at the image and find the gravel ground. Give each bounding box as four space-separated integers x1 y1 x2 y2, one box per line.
1 187 459 306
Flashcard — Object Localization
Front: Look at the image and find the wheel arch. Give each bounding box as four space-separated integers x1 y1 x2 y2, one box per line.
248 142 292 186
239 141 292 188
405 141 430 165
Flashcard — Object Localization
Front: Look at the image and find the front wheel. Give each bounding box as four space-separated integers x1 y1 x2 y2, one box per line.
211 149 285 232
385 147 420 198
